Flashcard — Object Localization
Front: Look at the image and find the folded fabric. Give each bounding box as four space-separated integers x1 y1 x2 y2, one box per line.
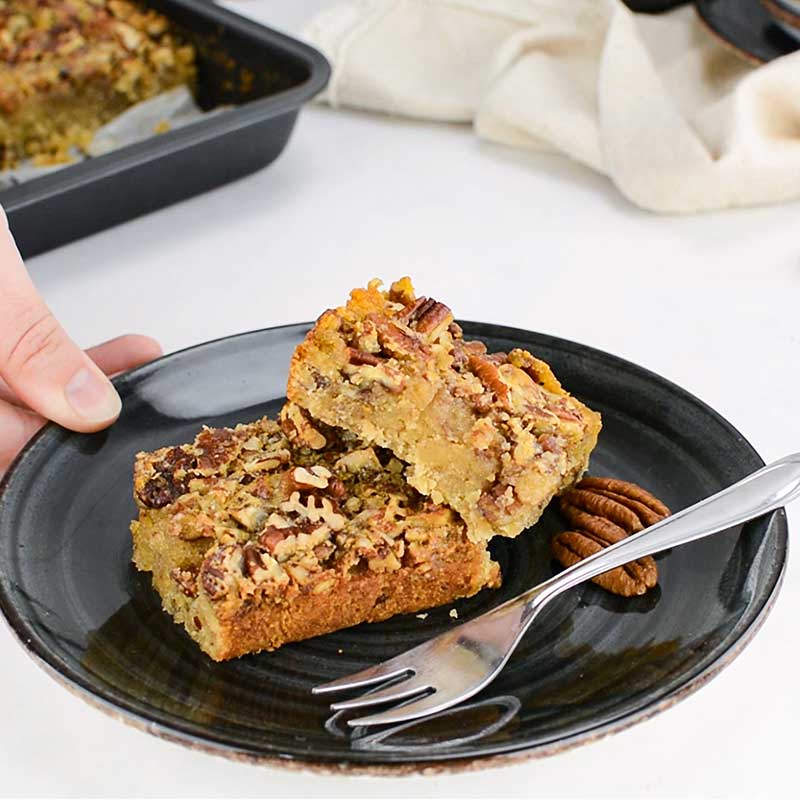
304 0 800 213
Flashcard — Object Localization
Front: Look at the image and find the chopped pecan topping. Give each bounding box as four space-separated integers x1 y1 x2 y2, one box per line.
291 465 330 490
259 525 294 553
170 567 198 598
343 361 405 392
312 371 331 389
477 481 519 523
394 297 430 325
279 403 327 450
468 354 510 407
347 347 382 366
314 541 336 562
551 477 670 597
372 317 424 359
242 543 266 578
138 472 189 509
539 434 562 454
334 447 382 474
229 505 268 532
414 300 453 338
396 297 453 338
545 403 583 423
196 427 238 473
507 348 563 393
199 545 241 601
327 477 347 499
137 447 198 509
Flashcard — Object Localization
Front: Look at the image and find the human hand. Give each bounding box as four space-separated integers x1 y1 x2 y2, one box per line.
1 208 161 475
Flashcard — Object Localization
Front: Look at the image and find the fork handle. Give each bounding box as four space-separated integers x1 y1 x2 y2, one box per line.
532 453 800 603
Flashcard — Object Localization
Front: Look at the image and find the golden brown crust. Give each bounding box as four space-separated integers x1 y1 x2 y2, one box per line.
286 278 602 541
0 0 195 168
136 517 499 660
130 410 500 660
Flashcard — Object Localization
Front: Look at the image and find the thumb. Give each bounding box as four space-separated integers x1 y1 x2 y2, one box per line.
0 210 121 432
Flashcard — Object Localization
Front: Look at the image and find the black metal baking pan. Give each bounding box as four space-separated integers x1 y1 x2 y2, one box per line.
0 1 330 258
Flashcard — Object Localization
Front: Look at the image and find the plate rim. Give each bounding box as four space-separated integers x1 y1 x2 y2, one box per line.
0 322 789 771
695 0 798 65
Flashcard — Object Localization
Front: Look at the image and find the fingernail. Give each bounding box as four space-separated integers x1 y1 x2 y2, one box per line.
64 366 122 422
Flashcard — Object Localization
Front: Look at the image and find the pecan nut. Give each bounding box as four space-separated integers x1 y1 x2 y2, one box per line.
468 353 510 407
576 476 671 526
396 297 454 339
199 545 241 600
279 402 327 450
560 489 644 534
137 447 198 509
552 477 670 597
372 317 424 359
551 530 657 597
347 347 382 366
170 566 199 598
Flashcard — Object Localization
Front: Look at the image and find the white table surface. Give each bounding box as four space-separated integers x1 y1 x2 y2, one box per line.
3 2 799 797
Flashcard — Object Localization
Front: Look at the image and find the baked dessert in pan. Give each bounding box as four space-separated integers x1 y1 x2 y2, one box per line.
0 0 195 168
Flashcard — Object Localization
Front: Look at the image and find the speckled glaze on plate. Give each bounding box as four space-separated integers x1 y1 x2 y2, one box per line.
0 324 787 771
696 0 798 63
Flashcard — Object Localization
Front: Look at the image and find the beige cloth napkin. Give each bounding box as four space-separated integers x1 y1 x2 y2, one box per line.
304 0 800 213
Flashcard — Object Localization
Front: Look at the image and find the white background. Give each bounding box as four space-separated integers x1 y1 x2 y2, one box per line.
2 1 799 796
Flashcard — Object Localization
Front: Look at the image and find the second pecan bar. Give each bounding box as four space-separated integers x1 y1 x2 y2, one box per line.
287 278 602 541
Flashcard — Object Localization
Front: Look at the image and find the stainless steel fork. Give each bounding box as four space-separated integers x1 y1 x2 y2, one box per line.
313 453 800 727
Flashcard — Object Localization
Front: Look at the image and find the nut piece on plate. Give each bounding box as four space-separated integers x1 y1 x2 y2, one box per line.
551 477 671 597
130 405 500 661
286 277 602 542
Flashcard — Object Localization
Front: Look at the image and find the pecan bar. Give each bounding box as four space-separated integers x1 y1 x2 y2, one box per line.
0 1 196 169
130 406 500 660
287 278 602 541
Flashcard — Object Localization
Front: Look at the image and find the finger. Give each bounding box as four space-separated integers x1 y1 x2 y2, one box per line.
0 400 44 477
0 337 161 406
0 376 22 406
0 212 121 433
86 335 162 377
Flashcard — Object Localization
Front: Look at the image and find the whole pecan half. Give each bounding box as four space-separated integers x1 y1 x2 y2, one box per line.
396 297 453 339
551 477 670 597
551 530 657 597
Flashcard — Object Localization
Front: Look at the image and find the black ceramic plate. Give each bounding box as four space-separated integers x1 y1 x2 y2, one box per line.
0 324 787 770
696 0 798 63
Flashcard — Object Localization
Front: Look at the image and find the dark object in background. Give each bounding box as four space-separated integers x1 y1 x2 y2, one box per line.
624 1 688 11
0 0 329 258
696 0 799 63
